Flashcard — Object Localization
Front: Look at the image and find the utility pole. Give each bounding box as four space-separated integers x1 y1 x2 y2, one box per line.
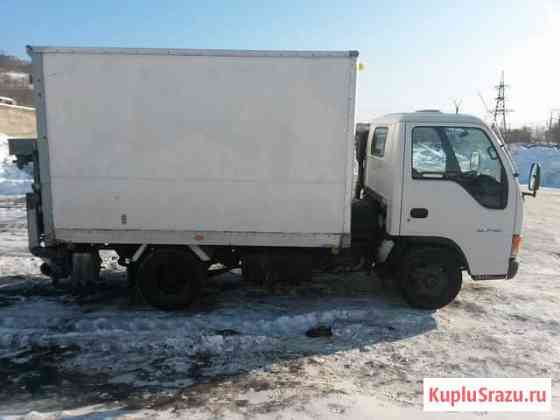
493 71 513 141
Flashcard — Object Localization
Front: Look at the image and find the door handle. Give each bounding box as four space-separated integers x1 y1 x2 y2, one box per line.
410 208 428 218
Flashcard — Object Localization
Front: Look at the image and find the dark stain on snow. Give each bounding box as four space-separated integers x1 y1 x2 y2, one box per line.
305 325 333 338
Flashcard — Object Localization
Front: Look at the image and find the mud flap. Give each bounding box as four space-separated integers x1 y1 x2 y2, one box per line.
26 193 41 250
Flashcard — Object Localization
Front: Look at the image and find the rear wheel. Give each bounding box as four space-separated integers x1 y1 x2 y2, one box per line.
399 247 462 310
136 248 205 310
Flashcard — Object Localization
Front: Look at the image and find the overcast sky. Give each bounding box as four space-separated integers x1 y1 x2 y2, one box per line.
4 0 559 127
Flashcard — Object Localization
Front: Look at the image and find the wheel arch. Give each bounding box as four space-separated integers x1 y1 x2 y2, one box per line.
388 236 470 273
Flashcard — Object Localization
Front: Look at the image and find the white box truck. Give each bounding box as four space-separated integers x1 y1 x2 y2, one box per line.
9 46 541 310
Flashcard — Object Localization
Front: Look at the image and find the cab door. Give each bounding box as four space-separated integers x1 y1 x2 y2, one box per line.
400 123 516 276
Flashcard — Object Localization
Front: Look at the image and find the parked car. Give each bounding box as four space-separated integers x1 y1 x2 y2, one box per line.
0 96 17 105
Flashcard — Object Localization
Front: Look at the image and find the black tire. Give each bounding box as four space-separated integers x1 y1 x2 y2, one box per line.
399 247 462 310
135 248 205 310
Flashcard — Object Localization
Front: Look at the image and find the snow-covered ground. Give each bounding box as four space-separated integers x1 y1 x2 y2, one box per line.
0 190 559 418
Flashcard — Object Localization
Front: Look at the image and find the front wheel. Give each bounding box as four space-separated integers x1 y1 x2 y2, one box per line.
399 247 462 310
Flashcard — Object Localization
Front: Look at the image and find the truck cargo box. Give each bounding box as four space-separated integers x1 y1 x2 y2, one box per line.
28 47 358 248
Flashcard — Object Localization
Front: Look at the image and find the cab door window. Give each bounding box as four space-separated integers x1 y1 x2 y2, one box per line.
412 126 508 209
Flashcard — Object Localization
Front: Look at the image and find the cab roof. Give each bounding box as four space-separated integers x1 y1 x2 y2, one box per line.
369 111 486 126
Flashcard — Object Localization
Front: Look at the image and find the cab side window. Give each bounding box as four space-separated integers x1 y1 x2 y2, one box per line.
412 126 508 209
370 127 388 157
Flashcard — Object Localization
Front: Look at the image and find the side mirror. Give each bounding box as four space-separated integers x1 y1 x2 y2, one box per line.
524 162 541 198
469 151 481 173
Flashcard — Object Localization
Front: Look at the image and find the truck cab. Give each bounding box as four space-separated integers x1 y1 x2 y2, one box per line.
355 111 535 309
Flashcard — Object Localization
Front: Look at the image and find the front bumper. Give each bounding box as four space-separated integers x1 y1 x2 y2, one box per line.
506 257 519 279
471 258 519 280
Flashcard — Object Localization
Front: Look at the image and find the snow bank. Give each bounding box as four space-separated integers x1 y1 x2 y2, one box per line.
0 133 33 195
509 144 560 188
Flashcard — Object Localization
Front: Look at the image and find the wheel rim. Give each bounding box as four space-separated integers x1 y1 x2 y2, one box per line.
409 261 448 297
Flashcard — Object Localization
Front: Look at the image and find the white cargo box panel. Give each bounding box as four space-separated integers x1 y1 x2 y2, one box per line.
28 47 358 247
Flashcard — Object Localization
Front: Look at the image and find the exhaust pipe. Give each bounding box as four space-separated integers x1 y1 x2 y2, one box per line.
354 124 369 199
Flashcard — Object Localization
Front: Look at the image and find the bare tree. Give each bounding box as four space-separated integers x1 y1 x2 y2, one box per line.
452 98 462 114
